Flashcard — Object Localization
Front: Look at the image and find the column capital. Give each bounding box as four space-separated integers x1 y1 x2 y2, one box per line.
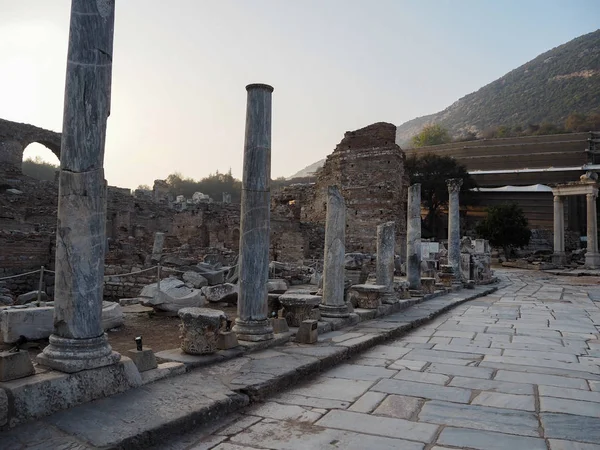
587 192 597 200
554 195 563 202
446 178 463 193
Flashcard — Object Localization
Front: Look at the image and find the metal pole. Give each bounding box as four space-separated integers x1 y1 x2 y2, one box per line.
37 266 45 303
157 263 161 293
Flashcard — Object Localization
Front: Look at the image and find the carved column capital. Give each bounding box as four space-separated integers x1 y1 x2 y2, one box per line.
446 178 463 193
587 193 597 201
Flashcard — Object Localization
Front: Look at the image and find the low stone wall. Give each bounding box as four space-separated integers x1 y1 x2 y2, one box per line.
103 264 157 301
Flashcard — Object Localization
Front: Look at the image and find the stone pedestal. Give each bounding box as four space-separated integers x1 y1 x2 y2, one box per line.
217 331 239 350
233 83 275 342
178 307 226 355
0 350 35 381
446 179 463 280
269 317 290 334
376 221 397 304
296 320 318 344
126 347 158 372
439 265 455 288
320 186 350 318
280 294 321 327
348 284 386 309
407 184 421 290
553 195 567 265
37 0 120 374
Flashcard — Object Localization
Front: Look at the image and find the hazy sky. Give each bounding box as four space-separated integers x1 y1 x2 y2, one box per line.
1 1 598 189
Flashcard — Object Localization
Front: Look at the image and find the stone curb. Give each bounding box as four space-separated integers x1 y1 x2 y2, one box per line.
0 283 501 449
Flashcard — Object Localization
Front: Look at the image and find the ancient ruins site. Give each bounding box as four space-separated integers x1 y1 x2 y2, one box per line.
0 1 599 449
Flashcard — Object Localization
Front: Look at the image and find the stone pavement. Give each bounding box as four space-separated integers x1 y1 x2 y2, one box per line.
2 269 600 449
153 270 600 450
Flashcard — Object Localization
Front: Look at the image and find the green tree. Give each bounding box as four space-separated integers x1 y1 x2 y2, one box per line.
21 156 59 181
410 124 451 148
405 153 477 237
136 184 151 191
476 203 531 260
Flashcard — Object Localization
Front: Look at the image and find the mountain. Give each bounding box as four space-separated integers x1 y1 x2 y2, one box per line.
286 158 325 180
395 29 600 147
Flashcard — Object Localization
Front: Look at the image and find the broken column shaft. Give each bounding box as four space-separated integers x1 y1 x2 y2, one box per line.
37 0 119 372
232 84 274 342
319 186 350 318
407 184 421 290
376 221 396 303
446 178 463 281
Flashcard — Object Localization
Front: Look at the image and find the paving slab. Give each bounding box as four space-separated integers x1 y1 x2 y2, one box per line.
541 413 600 444
494 370 590 389
371 378 472 403
449 376 535 394
471 391 535 411
372 394 422 419
540 397 600 418
436 427 548 450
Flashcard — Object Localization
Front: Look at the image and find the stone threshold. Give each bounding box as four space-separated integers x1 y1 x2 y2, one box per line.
0 282 501 448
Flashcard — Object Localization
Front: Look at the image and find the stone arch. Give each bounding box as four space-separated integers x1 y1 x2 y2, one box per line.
0 118 61 170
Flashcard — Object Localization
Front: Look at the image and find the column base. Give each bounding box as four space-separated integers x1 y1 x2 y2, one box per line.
552 252 567 266
585 252 600 269
36 333 120 374
232 318 274 342
381 291 398 305
319 303 350 318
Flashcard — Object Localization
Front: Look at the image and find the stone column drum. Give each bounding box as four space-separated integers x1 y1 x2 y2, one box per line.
585 193 600 268
376 221 396 303
232 84 274 342
552 195 566 265
37 0 120 373
179 308 226 355
151 232 165 262
407 184 422 290
319 186 350 318
446 178 463 281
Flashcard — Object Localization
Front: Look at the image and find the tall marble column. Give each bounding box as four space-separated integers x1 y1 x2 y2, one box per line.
320 186 350 318
585 193 600 268
552 195 566 265
37 0 119 372
446 178 463 281
407 184 421 290
232 84 274 341
376 221 396 303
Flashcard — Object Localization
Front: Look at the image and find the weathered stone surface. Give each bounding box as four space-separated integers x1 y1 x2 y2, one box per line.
407 184 421 290
232 84 274 343
140 278 206 312
0 388 7 427
202 283 238 304
0 350 35 381
472 391 535 411
372 378 472 403
373 394 422 419
320 186 349 318
182 271 209 289
438 427 547 450
376 222 396 289
269 317 289 334
348 284 386 309
446 178 463 279
267 279 288 293
179 307 226 355
126 348 158 372
421 277 436 294
191 263 227 286
217 331 239 350
15 291 47 305
326 363 397 381
279 293 321 326
296 320 318 344
348 391 387 413
541 414 600 444
151 232 165 262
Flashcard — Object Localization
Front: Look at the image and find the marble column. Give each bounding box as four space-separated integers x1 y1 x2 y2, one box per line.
320 186 350 318
585 193 600 268
376 221 396 303
37 0 119 373
446 178 463 281
407 184 421 290
151 232 165 262
552 195 566 265
232 84 274 342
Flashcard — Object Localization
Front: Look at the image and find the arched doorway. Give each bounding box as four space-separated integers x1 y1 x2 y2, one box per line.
22 142 60 181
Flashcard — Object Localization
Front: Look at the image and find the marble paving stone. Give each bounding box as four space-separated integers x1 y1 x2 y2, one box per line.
348 391 387 413
405 348 485 360
432 330 476 339
229 419 426 450
540 397 600 418
494 370 591 389
418 400 539 436
541 413 600 443
386 360 428 371
361 345 412 360
437 427 547 450
503 349 579 363
426 362 494 379
539 385 600 403
315 410 438 442
215 415 262 435
548 439 600 450
393 370 450 385
371 378 472 403
483 355 599 374
372 394 422 419
269 393 350 410
491 342 585 354
449 377 534 395
284 377 374 402
330 332 364 343
471 391 535 411
350 357 389 367
431 344 503 356
243 402 322 422
590 380 600 392
210 443 261 450
325 363 397 381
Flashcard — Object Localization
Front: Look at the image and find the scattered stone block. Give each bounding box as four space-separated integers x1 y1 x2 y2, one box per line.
140 278 206 313
15 291 47 305
126 347 158 372
201 283 238 304
267 279 288 294
421 277 436 294
280 294 321 327
0 295 13 306
309 308 321 321
348 284 386 309
217 331 239 350
296 320 318 344
178 307 226 355
269 317 289 334
0 350 35 381
182 271 208 289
